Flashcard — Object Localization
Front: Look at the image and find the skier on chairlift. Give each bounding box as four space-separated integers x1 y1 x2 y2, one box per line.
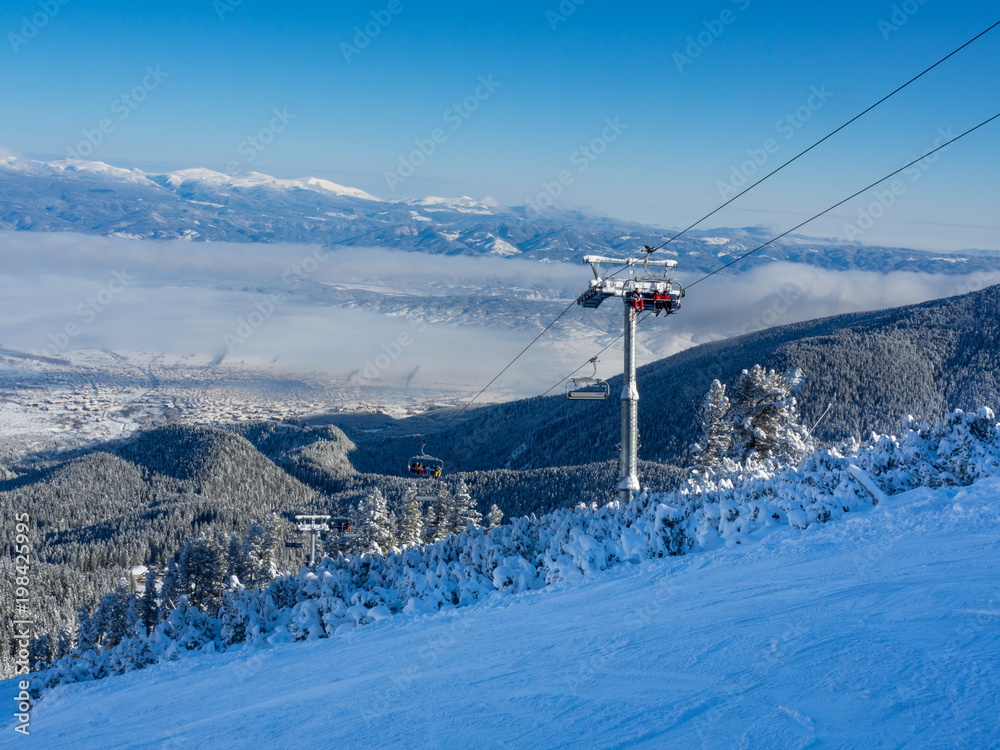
653 291 671 315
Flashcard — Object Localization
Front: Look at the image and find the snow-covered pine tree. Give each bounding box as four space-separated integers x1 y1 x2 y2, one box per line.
425 485 452 542
226 535 246 585
177 535 227 612
399 485 424 547
241 519 278 588
28 634 53 672
76 603 99 652
139 570 159 634
353 496 369 554
357 487 393 557
727 364 813 466
219 588 247 647
94 585 135 648
691 379 732 471
159 553 183 613
422 501 438 545
55 628 73 661
124 594 143 641
449 479 482 534
387 511 399 551
487 504 504 529
155 595 217 653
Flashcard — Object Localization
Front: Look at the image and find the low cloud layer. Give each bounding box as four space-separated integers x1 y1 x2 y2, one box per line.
0 232 993 397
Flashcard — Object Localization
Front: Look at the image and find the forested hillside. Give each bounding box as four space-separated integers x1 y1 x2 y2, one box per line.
0 423 657 677
6 283 1000 681
0 426 323 670
29 406 1000 707
327 284 1000 473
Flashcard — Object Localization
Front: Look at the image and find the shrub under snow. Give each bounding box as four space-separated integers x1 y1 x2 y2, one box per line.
33 408 1000 694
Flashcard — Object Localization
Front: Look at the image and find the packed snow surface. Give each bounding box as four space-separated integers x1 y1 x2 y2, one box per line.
5 476 998 748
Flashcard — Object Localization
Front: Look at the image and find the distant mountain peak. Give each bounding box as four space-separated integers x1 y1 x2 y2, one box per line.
48 158 154 185
160 167 382 201
408 195 494 213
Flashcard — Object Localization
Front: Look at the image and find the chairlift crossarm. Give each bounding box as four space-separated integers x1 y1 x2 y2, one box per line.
582 254 678 270
577 255 684 310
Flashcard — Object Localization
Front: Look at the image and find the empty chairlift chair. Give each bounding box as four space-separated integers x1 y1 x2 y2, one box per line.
566 358 610 401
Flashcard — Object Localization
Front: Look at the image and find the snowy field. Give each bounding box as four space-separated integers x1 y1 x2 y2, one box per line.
4 476 998 748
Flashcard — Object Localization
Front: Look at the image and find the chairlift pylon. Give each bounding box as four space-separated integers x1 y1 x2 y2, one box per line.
574 253 685 503
566 357 610 401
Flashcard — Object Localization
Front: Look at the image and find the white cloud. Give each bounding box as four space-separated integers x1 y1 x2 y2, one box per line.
0 232 989 396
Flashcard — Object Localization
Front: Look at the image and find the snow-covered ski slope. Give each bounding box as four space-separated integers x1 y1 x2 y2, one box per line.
5 477 998 748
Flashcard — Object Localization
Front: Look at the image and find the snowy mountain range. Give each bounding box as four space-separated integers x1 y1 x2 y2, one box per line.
2 152 999 275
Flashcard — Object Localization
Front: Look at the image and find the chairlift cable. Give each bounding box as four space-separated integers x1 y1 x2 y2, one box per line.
432 24 1000 425
539 312 655 397
442 299 579 425
807 402 835 437
684 111 1000 290
539 110 1000 399
642 19 1000 255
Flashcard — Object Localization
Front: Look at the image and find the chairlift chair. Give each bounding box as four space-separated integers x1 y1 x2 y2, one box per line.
325 516 359 553
625 255 685 315
328 517 357 536
566 358 610 401
407 439 444 501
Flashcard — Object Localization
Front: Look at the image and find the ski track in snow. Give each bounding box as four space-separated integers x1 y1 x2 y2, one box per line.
3 480 999 748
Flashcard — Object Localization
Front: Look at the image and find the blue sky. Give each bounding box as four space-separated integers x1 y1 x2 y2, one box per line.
2 0 998 250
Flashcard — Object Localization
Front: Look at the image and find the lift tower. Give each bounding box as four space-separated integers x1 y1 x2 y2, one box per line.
575 252 684 503
294 515 331 566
